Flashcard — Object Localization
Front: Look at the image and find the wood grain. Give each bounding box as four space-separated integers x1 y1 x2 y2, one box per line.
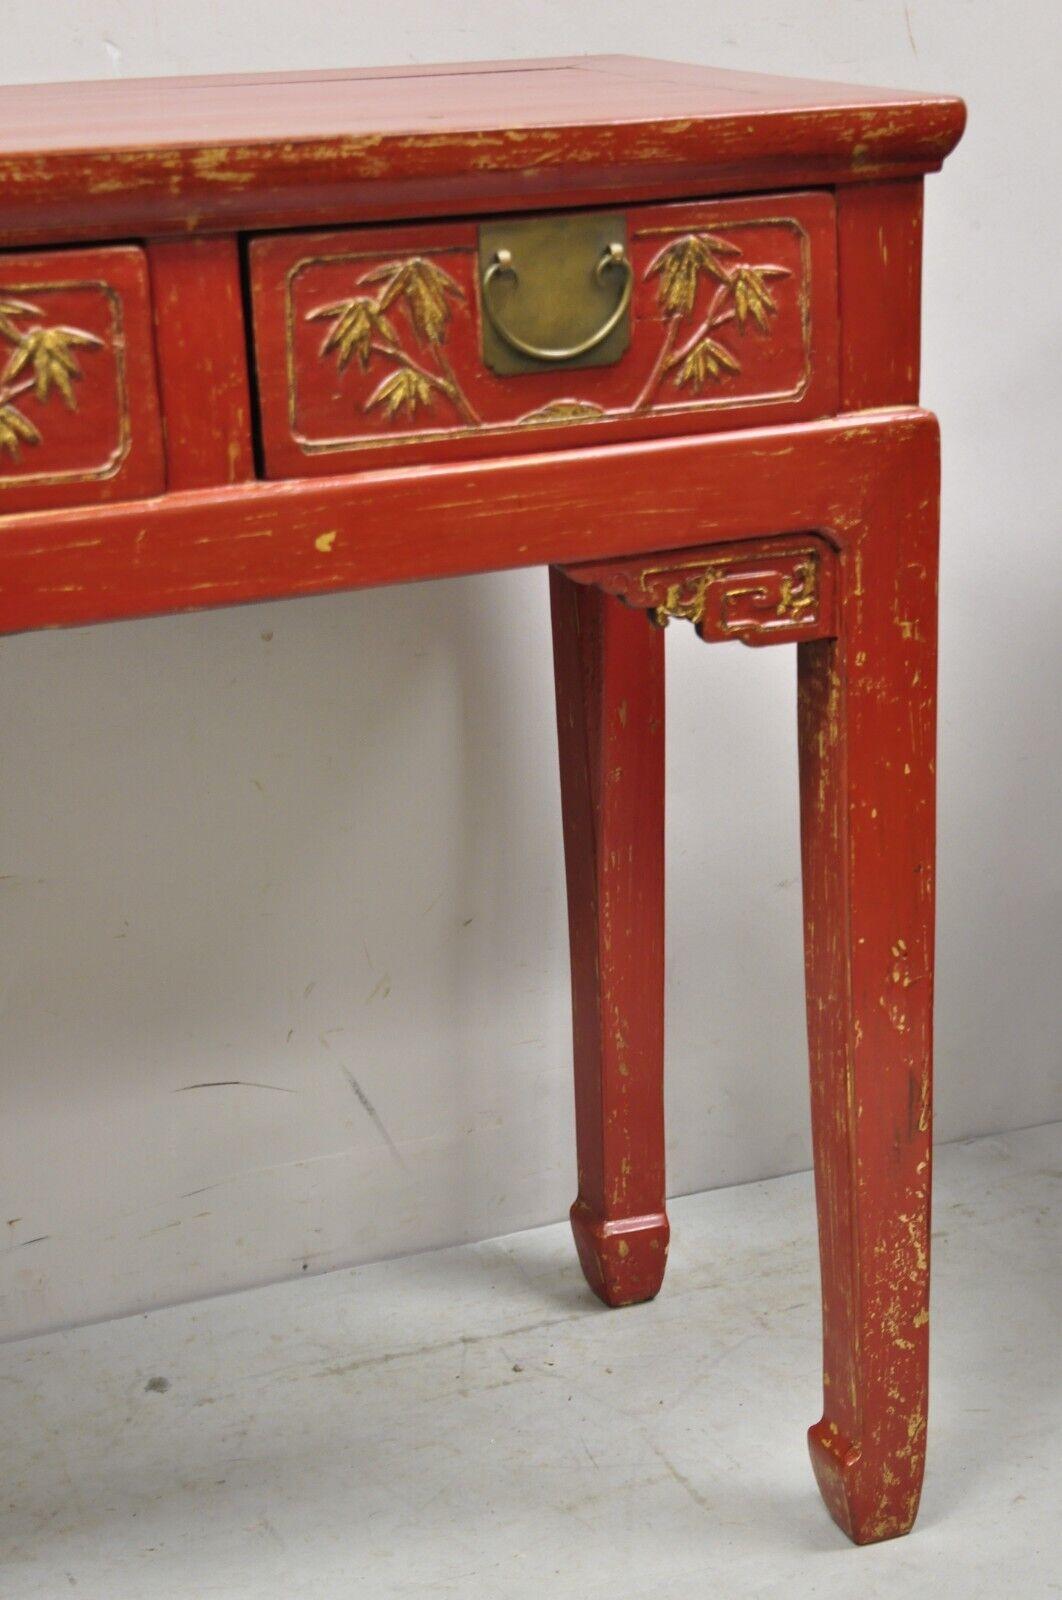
0 410 937 636
0 47 965 1547
250 192 838 478
798 431 939 1543
562 533 839 648
550 571 668 1307
0 245 164 513
0 56 965 245
838 179 924 408
147 237 255 490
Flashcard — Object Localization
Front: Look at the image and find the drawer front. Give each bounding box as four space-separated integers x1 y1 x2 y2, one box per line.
250 192 838 479
0 245 164 513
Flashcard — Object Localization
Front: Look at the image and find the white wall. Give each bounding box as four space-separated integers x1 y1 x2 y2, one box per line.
1 4 1059 1341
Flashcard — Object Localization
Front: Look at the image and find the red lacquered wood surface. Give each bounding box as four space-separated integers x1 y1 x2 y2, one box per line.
0 395 945 1552
250 192 837 475
0 49 965 1551
563 533 838 647
0 57 964 245
797 439 938 1544
147 237 255 489
0 411 934 636
794 143 937 1544
837 179 924 407
550 570 668 1307
557 425 940 1543
0 245 164 513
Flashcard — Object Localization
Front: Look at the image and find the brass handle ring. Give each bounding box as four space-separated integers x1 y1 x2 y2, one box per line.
481 242 632 363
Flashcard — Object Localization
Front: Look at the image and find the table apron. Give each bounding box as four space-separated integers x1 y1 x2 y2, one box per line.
0 407 938 636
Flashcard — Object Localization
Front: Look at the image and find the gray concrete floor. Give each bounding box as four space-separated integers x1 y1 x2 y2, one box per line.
1 1124 1058 1598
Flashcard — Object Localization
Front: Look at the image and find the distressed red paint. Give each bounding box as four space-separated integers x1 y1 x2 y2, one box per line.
248 192 838 478
0 55 964 1547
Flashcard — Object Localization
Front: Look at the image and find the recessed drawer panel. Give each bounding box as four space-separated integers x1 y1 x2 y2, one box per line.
0 245 164 513
249 191 838 479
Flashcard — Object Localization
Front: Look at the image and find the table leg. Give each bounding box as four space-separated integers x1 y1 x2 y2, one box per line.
549 568 668 1307
797 437 939 1542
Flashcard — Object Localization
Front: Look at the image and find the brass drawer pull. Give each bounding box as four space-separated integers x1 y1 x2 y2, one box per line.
482 242 633 364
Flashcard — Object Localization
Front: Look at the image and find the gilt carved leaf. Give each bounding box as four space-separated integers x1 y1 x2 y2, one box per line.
0 296 105 458
669 335 742 392
0 402 42 460
519 399 606 424
301 223 795 438
3 324 103 408
365 365 436 420
729 264 790 333
358 257 464 347
307 296 399 371
645 233 742 319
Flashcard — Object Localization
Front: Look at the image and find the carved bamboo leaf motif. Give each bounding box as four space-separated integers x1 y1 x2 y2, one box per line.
0 297 43 344
307 296 399 371
729 264 790 332
670 336 741 393
645 233 742 318
309 255 479 426
4 324 103 407
0 296 104 460
0 403 41 461
358 257 464 346
365 365 436 420
640 232 790 406
305 229 792 432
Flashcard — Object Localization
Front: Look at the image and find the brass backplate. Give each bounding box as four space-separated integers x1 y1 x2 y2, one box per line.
478 212 631 376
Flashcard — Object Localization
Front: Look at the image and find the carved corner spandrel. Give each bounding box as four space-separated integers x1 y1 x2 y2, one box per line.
562 534 838 648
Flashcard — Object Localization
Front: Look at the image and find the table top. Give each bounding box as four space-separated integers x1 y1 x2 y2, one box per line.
0 55 965 245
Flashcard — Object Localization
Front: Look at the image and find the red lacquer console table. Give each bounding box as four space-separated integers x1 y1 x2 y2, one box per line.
0 56 964 1543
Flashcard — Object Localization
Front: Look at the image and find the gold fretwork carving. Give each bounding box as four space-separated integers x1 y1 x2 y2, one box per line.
649 553 818 631
562 538 837 649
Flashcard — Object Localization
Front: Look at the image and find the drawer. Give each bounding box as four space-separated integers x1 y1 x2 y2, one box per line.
0 245 164 513
249 191 838 479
